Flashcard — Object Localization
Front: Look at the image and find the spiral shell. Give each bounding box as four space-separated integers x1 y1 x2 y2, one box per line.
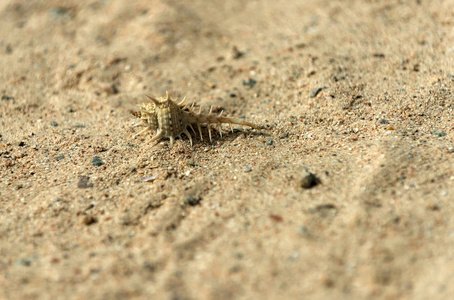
132 92 259 147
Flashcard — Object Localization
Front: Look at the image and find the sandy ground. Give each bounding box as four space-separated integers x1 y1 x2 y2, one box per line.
1 0 454 299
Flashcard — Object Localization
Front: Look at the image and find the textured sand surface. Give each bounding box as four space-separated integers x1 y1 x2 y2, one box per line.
1 0 454 299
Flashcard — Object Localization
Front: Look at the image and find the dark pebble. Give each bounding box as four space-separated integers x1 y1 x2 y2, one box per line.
1 95 15 101
310 87 325 98
186 195 202 206
50 121 59 127
78 176 93 188
91 156 104 166
83 215 97 226
232 46 243 59
229 93 237 98
312 203 337 212
265 138 273 146
243 164 252 173
269 214 283 223
18 141 26 147
5 44 13 54
379 119 389 124
55 155 65 161
431 131 447 137
18 259 31 266
309 204 338 217
242 78 257 88
297 168 321 189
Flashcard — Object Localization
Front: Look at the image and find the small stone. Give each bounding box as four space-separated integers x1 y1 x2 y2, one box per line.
309 204 338 218
18 259 31 266
50 121 59 127
185 195 202 206
310 87 325 98
229 93 237 98
77 176 93 188
379 119 389 124
242 78 257 88
82 215 97 226
269 214 283 223
5 44 13 54
431 131 446 137
55 155 65 161
1 95 15 101
297 168 320 189
231 46 243 59
91 156 104 166
243 164 252 173
265 138 273 146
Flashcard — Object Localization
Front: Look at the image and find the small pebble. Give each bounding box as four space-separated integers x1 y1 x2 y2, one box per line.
242 78 257 88
185 195 202 206
55 155 65 161
431 131 446 137
231 46 243 59
243 164 252 173
82 215 97 226
269 214 283 223
78 176 93 188
142 174 158 182
1 95 15 101
18 259 31 266
297 168 320 189
310 87 325 98
91 156 104 166
265 138 273 146
50 121 59 127
5 44 13 54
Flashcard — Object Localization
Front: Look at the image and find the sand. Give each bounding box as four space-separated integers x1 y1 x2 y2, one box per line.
1 0 454 299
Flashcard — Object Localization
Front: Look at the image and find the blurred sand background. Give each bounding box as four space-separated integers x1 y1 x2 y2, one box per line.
1 0 454 299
